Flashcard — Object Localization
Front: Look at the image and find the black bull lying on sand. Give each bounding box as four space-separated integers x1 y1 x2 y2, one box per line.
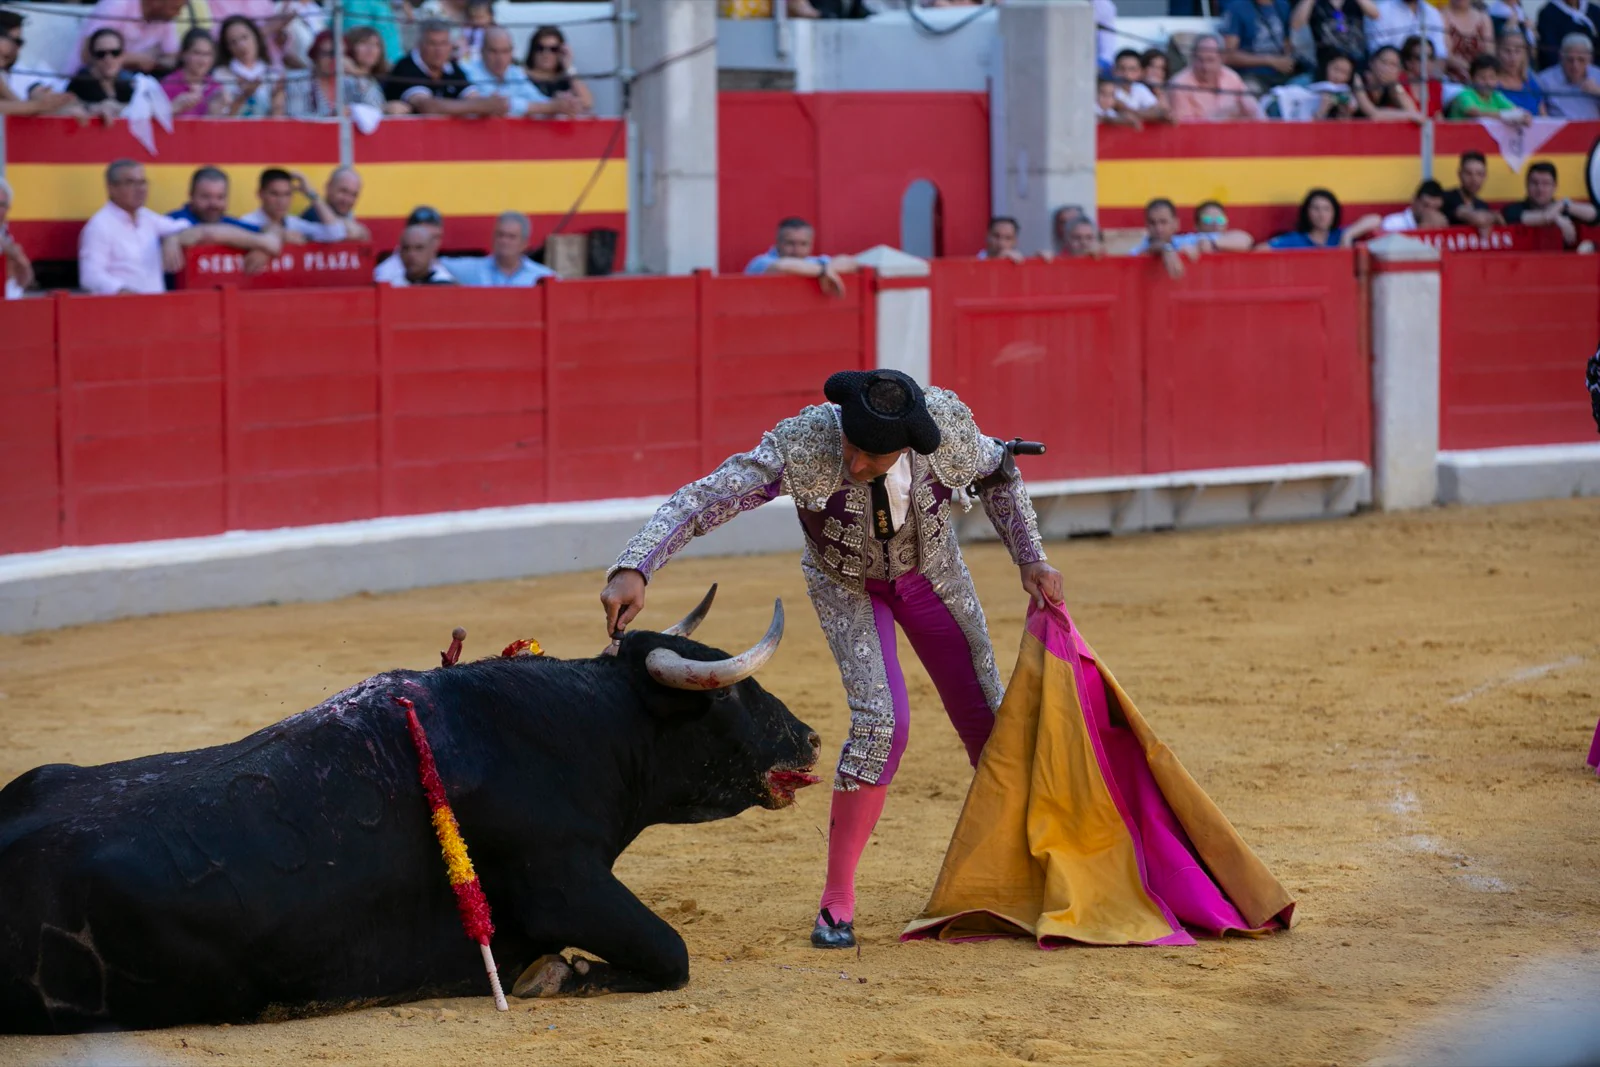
0 592 820 1033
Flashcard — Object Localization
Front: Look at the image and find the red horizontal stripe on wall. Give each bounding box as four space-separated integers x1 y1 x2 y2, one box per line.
352 117 625 163
3 116 340 164
1098 120 1600 161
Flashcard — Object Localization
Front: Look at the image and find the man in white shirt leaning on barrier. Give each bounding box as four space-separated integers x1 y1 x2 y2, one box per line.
78 159 281 296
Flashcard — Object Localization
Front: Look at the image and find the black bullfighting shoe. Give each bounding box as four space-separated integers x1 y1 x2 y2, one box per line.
811 908 856 949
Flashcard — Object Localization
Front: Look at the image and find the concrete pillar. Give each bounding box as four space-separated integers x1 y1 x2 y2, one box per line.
1368 234 1442 510
629 0 717 275
856 245 931 385
993 0 1097 256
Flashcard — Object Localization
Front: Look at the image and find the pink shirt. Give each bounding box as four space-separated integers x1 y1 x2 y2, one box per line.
77 0 181 69
1167 66 1262 122
160 68 223 115
78 202 191 295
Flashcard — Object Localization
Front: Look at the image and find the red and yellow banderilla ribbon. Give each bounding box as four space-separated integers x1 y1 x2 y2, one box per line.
396 694 508 1011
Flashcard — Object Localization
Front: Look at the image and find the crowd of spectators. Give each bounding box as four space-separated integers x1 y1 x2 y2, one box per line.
1102 0 1600 124
0 155 561 298
0 4 593 121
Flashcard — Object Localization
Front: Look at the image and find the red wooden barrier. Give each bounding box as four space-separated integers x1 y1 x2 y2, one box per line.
0 300 61 554
1439 252 1600 451
931 254 1370 478
0 272 873 553
180 243 375 290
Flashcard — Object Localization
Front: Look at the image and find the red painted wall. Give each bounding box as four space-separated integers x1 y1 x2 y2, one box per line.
0 274 874 555
1439 253 1600 450
718 92 991 274
931 254 1371 479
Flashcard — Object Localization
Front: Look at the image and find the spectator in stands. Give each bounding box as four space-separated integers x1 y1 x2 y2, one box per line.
1442 151 1502 230
1535 0 1600 70
1313 48 1361 117
1194 200 1229 233
1051 205 1088 255
1355 43 1424 117
1398 35 1447 116
1097 75 1145 127
1495 26 1545 112
1168 35 1262 120
343 2 403 72
1536 34 1600 119
1 12 79 115
1266 188 1381 247
745 217 859 296
79 160 280 295
1 177 34 300
459 0 495 65
286 30 386 116
524 26 593 115
1368 0 1447 59
240 168 348 244
1441 0 1495 81
170 165 272 276
978 216 1023 261
375 205 443 284
1063 217 1103 259
440 212 556 286
68 29 136 115
1221 0 1298 91
1113 49 1171 121
1291 0 1377 66
386 19 506 116
76 0 182 77
1448 55 1533 122
305 166 371 242
466 27 582 117
342 26 410 116
1502 160 1598 244
387 223 456 286
1380 179 1449 231
1142 48 1170 90
215 15 283 117
170 166 260 231
1129 198 1252 277
160 28 225 117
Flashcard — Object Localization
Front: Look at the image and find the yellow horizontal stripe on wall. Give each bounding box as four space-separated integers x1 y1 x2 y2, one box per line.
1097 153 1587 207
8 159 626 222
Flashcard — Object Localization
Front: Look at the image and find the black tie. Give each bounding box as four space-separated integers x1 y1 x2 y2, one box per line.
870 475 895 541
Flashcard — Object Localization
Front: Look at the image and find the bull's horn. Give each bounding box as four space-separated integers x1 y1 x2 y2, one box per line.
645 600 784 691
660 584 718 638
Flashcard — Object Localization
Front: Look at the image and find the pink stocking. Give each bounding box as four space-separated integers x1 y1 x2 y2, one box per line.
817 783 889 924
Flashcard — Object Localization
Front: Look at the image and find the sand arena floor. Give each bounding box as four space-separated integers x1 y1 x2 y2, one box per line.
1 499 1598 1067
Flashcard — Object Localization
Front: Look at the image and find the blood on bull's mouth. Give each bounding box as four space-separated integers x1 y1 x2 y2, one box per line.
764 766 822 806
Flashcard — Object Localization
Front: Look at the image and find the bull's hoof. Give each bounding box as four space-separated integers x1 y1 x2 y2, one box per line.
512 954 575 998
810 909 856 949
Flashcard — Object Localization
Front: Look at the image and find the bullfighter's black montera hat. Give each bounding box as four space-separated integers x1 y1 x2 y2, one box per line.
824 369 942 456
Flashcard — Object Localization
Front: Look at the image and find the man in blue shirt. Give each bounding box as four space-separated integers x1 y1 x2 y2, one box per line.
440 211 556 287
462 27 581 118
168 167 259 232
1220 0 1298 88
744 216 858 295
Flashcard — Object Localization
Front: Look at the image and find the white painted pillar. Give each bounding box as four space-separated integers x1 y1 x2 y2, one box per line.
630 0 717 275
856 245 931 385
1368 234 1442 510
994 0 1097 256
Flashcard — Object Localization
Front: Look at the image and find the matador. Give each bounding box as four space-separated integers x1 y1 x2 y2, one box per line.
600 369 1063 947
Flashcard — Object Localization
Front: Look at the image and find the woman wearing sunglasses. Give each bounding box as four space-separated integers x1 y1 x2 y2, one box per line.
524 25 591 114
68 27 137 116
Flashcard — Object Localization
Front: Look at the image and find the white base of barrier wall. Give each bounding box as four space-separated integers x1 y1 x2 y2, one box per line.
959 461 1372 540
0 461 1372 634
1437 444 1600 505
